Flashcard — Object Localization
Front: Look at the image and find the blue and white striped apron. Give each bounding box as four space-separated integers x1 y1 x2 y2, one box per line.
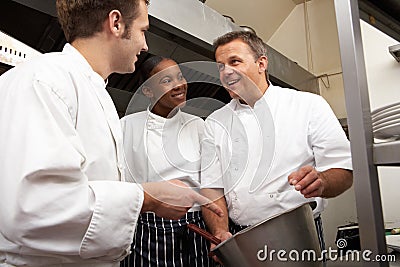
121 211 215 267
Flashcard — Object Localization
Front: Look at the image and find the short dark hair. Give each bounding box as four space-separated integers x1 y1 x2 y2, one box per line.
56 0 150 42
213 31 267 61
139 55 168 85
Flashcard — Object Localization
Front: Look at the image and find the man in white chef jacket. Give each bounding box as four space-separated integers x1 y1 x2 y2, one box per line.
0 1 222 266
200 31 353 260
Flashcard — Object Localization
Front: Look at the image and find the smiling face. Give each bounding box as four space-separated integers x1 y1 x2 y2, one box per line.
114 0 149 73
215 39 268 103
144 59 188 117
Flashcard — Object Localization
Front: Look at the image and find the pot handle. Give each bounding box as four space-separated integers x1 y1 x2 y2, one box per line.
187 224 222 245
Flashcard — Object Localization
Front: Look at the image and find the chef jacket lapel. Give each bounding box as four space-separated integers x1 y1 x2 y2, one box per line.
144 109 160 183
62 44 125 180
162 111 201 175
226 106 249 191
89 76 125 181
249 97 275 192
136 113 148 182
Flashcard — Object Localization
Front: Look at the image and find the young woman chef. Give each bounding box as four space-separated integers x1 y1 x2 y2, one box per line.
120 56 214 267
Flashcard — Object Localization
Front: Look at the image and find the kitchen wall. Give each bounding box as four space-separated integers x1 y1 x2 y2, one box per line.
266 0 357 249
360 20 400 228
206 0 296 42
268 0 347 119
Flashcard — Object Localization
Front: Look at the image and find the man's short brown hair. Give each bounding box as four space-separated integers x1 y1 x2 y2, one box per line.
213 31 267 61
56 0 150 43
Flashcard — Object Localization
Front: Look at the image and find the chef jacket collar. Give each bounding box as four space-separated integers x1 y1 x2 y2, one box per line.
146 107 183 129
62 44 107 88
146 107 182 122
233 81 274 111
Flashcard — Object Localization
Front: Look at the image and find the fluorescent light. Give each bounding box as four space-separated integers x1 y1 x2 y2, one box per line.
0 31 41 66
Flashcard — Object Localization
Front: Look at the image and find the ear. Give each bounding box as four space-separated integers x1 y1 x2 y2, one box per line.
257 55 268 74
107 10 124 36
142 86 154 98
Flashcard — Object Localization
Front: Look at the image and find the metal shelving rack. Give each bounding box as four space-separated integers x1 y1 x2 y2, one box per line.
334 1 400 266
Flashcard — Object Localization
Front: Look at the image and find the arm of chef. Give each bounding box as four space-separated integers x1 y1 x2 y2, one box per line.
289 95 353 198
0 78 142 261
200 117 230 239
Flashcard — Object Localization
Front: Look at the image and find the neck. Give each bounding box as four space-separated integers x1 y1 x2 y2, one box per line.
240 80 269 107
150 104 178 118
71 37 112 80
258 78 269 97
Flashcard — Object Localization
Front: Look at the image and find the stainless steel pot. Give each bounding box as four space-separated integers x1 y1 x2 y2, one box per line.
211 203 323 267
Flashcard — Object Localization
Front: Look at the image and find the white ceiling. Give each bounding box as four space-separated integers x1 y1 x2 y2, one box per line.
205 0 302 42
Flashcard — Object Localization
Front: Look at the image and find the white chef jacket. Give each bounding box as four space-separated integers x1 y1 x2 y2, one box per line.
201 84 352 225
0 44 144 266
120 110 204 196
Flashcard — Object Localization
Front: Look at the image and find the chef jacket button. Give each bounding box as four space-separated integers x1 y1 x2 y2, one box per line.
269 194 274 198
234 167 238 171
